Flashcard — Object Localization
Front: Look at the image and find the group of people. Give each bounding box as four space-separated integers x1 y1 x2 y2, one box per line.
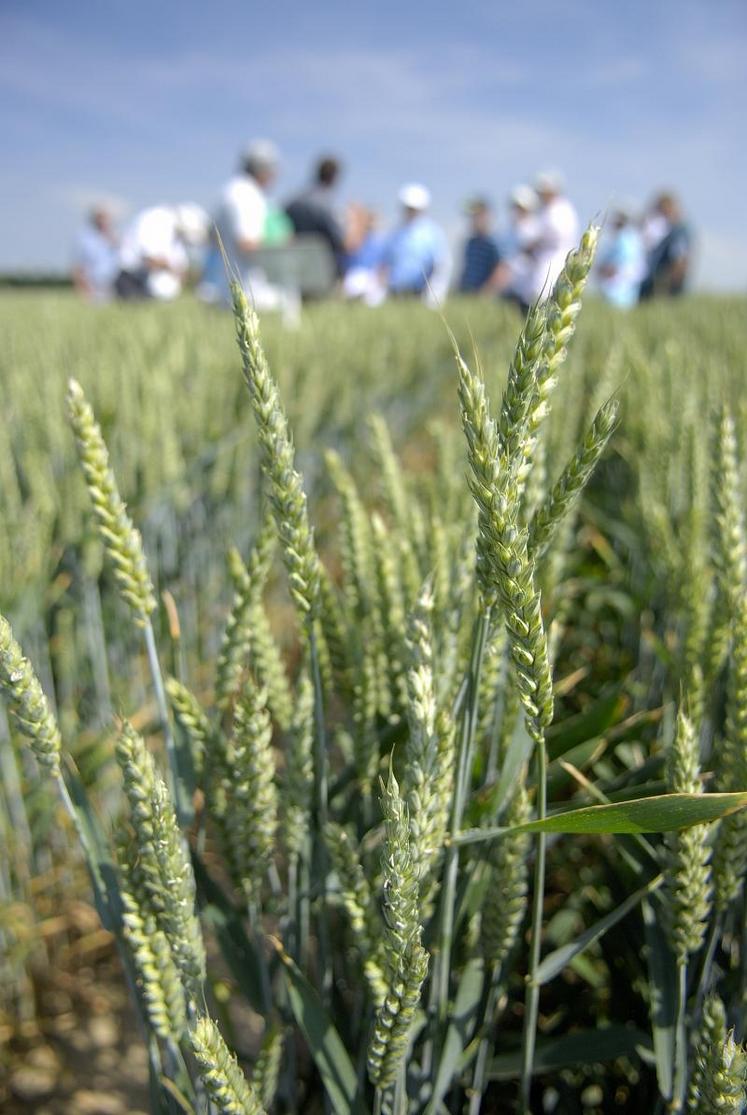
457 180 692 309
72 140 692 312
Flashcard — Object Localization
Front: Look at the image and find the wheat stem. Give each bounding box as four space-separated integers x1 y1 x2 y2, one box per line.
469 972 504 1115
673 958 689 1111
432 608 490 1070
520 733 547 1114
694 915 722 1027
309 625 331 998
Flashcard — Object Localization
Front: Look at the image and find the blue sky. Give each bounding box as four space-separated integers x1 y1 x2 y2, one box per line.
2 0 746 288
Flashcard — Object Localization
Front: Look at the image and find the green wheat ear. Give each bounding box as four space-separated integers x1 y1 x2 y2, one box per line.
529 396 620 561
367 766 429 1089
0 613 61 775
231 283 321 621
455 343 553 739
215 523 276 710
480 784 530 969
688 1028 747 1114
222 679 278 907
404 581 452 883
712 592 747 912
712 406 747 606
66 378 156 624
120 880 187 1042
663 707 712 962
324 820 386 1005
251 1025 284 1110
165 676 211 776
190 1015 266 1115
284 668 314 860
510 224 600 486
689 994 727 1109
115 721 205 997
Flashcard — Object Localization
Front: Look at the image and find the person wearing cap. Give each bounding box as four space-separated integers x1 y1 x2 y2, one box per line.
597 206 645 308
200 140 282 305
72 205 119 302
380 184 450 305
114 203 208 300
458 197 502 294
285 156 346 276
639 192 692 300
526 171 579 301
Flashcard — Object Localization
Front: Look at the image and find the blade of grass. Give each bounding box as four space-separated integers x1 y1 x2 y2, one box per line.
272 936 369 1115
454 791 747 843
643 896 676 1103
536 873 664 985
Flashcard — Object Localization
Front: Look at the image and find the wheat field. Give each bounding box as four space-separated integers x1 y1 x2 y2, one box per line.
2 248 747 1114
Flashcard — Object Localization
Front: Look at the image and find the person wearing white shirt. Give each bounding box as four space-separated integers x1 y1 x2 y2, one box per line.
490 185 541 312
200 140 283 308
115 204 207 300
641 208 669 253
527 171 579 302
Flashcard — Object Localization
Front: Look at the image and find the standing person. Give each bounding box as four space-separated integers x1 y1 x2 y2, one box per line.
639 192 692 299
115 204 208 300
380 183 450 306
641 202 669 256
491 184 540 312
285 156 346 275
527 171 579 301
458 197 501 294
597 207 645 308
199 140 281 306
72 205 119 302
342 203 386 305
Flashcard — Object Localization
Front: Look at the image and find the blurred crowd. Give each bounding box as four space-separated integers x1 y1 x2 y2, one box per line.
73 141 693 311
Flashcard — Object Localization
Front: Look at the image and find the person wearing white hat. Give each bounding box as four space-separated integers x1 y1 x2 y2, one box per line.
526 170 579 301
200 140 283 306
380 183 451 306
115 203 208 300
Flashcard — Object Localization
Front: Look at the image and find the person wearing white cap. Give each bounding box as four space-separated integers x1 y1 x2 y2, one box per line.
526 170 579 301
597 205 645 308
199 140 282 306
380 183 450 306
115 203 208 300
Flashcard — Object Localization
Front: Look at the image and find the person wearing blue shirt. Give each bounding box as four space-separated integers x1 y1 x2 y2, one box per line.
342 204 387 305
458 197 501 293
72 206 119 302
381 184 450 305
597 208 646 309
